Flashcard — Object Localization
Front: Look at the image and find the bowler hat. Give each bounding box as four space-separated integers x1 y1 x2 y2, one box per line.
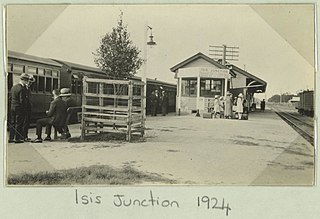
60 88 71 96
20 73 30 81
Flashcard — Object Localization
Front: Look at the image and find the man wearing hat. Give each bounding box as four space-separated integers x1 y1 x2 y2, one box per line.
22 75 36 141
60 88 76 138
9 73 29 143
32 89 67 143
150 89 159 116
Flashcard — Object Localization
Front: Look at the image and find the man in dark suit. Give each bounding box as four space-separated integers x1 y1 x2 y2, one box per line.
22 75 35 142
150 89 159 116
32 89 67 143
9 73 29 143
60 88 76 138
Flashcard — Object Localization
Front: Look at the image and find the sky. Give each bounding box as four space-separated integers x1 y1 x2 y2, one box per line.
6 4 315 99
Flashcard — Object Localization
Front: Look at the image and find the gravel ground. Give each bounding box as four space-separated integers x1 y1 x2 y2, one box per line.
6 109 314 185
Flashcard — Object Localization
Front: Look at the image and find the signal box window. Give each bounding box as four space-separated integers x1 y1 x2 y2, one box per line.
200 79 223 97
181 78 197 96
38 76 45 92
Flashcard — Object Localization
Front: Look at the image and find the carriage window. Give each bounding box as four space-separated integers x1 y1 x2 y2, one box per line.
46 77 52 92
38 68 45 75
13 64 24 73
7 73 13 90
53 78 58 90
38 76 45 92
31 76 38 92
52 70 59 77
71 79 77 94
77 80 82 94
45 69 52 76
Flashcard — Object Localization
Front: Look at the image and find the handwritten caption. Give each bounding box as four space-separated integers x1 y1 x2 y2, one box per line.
75 189 231 216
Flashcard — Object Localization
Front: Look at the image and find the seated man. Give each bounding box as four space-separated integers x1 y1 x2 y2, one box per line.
32 89 67 143
60 88 76 138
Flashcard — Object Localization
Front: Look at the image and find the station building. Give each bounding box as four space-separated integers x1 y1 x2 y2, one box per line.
170 52 267 114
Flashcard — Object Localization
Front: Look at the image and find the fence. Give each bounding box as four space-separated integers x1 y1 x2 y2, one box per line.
81 76 145 141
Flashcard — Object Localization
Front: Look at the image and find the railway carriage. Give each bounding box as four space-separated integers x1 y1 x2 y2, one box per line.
7 51 62 124
7 51 177 125
296 90 314 117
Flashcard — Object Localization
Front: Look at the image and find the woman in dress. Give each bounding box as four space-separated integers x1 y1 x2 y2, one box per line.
236 93 244 120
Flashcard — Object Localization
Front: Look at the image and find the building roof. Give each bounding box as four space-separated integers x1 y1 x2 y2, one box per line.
8 50 62 67
146 78 176 88
227 64 267 86
170 52 228 72
53 59 103 73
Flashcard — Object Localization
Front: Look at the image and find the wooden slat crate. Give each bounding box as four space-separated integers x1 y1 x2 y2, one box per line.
80 76 145 142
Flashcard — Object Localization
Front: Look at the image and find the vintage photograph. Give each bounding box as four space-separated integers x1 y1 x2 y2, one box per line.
5 4 315 186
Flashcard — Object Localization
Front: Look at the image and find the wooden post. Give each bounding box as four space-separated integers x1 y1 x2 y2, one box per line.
127 81 133 142
80 76 87 140
141 82 145 136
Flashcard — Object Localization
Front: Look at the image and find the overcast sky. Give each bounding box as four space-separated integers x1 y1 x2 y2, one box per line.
7 4 315 98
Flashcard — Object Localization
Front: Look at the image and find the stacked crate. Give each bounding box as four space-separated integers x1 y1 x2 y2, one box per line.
81 76 145 141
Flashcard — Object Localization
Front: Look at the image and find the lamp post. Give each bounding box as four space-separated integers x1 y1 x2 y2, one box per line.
142 25 156 127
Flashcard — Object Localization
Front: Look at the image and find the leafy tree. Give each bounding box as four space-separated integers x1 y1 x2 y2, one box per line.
93 12 143 80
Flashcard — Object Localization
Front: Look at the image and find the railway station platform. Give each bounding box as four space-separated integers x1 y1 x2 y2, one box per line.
7 109 314 185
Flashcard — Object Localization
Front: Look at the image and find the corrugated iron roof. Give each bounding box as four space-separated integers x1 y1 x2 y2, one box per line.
8 50 62 67
53 59 103 73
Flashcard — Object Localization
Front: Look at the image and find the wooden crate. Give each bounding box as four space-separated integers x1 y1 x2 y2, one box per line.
81 77 145 142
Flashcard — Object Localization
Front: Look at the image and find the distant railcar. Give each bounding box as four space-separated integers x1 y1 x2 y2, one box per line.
297 90 314 117
146 78 177 115
7 51 177 125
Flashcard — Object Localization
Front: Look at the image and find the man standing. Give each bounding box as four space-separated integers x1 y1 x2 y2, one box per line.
261 99 266 112
150 89 159 116
32 89 67 143
22 75 35 142
9 73 29 143
160 90 167 116
60 88 76 138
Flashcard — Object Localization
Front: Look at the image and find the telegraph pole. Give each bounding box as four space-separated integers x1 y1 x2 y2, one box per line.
209 45 240 64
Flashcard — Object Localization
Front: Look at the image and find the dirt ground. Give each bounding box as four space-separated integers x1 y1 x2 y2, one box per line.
6 109 314 185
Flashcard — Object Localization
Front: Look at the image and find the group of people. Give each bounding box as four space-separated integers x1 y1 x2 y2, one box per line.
210 92 249 120
150 88 168 116
9 73 75 144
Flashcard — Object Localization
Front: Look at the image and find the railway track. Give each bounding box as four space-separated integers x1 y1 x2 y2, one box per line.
272 109 314 146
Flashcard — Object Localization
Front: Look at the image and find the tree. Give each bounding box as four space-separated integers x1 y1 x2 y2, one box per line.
93 12 143 80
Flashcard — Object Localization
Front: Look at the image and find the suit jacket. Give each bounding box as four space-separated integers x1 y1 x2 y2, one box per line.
10 83 27 110
47 97 67 126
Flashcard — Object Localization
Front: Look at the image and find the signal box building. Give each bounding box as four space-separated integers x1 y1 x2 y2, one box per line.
170 52 267 114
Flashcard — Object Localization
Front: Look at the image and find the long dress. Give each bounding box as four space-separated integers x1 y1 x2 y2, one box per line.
213 99 220 113
224 95 233 117
236 97 243 113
